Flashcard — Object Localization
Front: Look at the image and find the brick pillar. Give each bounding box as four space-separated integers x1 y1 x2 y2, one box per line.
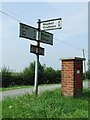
61 57 85 97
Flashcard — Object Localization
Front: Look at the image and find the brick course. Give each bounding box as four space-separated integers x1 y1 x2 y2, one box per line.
61 57 84 97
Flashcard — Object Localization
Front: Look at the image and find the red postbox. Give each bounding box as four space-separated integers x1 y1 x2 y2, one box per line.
76 64 81 89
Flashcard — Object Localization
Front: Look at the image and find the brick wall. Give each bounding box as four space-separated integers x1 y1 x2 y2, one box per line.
61 57 84 97
61 60 75 96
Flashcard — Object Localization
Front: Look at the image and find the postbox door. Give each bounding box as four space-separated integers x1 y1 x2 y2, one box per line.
75 64 81 89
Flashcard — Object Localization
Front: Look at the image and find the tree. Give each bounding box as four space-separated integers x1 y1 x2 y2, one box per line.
88 60 90 71
1 62 61 87
86 60 90 79
23 61 44 85
38 63 44 84
2 66 12 87
55 70 61 83
85 60 90 80
44 67 61 84
23 62 35 85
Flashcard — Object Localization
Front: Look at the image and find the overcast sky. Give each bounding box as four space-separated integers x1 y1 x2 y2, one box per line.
0 1 89 72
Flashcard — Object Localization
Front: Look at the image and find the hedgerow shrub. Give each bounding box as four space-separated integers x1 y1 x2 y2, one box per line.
2 62 61 88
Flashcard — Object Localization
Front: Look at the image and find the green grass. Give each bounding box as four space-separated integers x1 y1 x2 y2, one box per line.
83 79 89 82
0 85 33 92
2 88 89 118
0 101 2 119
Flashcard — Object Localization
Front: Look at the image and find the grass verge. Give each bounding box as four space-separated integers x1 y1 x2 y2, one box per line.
2 88 89 118
83 79 90 82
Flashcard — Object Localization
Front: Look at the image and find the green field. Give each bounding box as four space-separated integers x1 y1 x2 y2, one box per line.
2 88 89 119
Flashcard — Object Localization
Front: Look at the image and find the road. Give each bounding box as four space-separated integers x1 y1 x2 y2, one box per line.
0 82 89 101
0 84 61 101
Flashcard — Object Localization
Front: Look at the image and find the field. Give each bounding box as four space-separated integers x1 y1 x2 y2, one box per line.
2 88 89 119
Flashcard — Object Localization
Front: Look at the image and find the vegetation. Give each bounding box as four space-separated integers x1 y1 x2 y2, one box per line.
0 101 2 119
1 60 90 88
2 88 88 118
85 60 90 79
1 62 61 88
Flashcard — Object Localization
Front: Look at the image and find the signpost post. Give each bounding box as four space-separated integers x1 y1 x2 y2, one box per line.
19 18 62 95
34 19 41 95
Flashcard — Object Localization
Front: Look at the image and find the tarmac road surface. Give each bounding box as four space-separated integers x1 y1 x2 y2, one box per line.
0 81 89 101
0 84 61 101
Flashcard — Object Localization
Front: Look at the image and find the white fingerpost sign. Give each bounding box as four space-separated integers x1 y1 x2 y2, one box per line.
41 18 62 31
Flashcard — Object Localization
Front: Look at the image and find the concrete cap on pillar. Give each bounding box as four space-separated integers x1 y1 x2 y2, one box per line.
60 57 86 61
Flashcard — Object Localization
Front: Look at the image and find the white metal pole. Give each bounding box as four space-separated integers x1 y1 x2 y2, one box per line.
34 19 41 95
34 51 39 95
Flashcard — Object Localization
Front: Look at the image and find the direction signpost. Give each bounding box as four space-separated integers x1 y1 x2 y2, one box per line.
19 18 62 95
41 18 62 31
30 44 44 55
40 31 53 45
20 23 37 40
